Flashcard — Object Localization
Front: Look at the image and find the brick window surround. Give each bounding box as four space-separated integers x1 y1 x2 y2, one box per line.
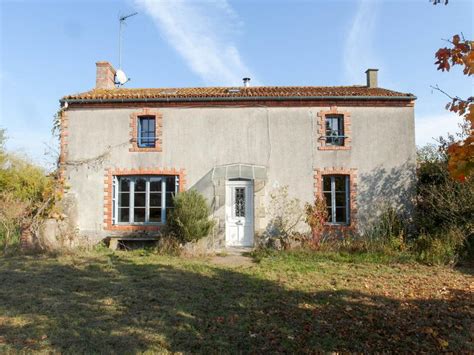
316 106 351 150
104 167 186 231
314 167 357 231
129 108 163 152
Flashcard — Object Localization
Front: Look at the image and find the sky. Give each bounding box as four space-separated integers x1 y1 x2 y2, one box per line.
0 0 473 168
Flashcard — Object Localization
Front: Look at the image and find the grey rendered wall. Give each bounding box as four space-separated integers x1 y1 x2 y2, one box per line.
63 105 416 244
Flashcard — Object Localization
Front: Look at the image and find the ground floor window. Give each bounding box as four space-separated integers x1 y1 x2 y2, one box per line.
322 175 350 225
112 175 178 225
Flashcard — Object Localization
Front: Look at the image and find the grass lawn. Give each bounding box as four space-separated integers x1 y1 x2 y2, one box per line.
0 250 472 353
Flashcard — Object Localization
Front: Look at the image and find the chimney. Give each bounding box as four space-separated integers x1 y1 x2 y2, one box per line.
243 77 251 87
365 69 378 88
96 61 116 89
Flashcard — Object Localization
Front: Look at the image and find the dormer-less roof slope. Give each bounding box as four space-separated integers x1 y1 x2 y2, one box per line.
61 86 416 103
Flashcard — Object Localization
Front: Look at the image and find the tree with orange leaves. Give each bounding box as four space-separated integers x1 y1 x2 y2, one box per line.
433 34 474 181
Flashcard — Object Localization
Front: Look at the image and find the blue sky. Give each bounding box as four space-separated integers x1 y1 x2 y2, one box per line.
1 0 473 168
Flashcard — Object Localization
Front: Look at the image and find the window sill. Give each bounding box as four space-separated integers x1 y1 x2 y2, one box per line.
318 146 351 151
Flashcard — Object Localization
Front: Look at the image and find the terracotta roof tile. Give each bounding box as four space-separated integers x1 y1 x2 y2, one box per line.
62 86 415 102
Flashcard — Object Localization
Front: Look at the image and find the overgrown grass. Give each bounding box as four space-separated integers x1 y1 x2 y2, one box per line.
0 251 471 353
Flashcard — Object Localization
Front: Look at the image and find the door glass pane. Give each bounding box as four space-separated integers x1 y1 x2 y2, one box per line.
134 208 145 222
149 208 162 223
149 193 161 207
235 187 245 217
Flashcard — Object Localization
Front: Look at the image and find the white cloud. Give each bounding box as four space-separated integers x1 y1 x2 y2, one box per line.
415 113 465 147
135 0 258 86
343 0 380 85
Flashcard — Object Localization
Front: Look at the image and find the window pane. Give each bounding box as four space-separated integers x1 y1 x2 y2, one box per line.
323 177 331 192
119 208 129 223
335 207 347 223
134 208 145 223
166 192 175 208
119 192 129 207
149 208 162 223
166 176 176 192
335 192 346 207
134 192 146 207
135 178 146 192
324 192 332 207
150 178 162 192
119 178 131 192
334 176 347 192
327 208 333 223
149 193 161 207
139 117 156 147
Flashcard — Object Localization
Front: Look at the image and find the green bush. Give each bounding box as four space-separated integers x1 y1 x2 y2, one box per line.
166 190 215 244
413 228 466 265
415 143 474 264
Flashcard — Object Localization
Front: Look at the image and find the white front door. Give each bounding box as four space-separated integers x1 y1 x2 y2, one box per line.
225 180 254 247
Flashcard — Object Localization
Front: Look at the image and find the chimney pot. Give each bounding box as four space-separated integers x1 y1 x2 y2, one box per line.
96 61 116 89
365 69 378 88
243 77 251 87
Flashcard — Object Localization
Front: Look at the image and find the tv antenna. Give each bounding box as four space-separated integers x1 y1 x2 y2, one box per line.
116 11 137 86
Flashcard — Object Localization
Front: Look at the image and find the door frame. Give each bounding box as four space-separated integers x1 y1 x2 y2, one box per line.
225 180 255 247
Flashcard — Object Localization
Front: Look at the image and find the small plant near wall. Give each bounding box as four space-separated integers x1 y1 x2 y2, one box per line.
304 197 328 248
259 186 308 250
166 189 215 244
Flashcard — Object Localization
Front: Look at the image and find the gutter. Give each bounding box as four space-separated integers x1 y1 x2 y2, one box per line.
60 95 417 105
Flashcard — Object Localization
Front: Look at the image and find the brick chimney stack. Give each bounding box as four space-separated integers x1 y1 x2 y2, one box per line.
96 61 116 89
365 69 378 88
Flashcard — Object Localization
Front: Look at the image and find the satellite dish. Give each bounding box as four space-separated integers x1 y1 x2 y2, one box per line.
115 69 128 86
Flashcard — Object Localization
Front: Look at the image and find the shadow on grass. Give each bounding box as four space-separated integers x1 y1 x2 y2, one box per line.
0 255 472 353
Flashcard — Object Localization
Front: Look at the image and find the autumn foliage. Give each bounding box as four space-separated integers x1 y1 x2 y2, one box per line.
435 35 474 180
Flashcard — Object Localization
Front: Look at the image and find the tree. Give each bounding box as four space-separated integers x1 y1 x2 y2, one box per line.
434 35 474 180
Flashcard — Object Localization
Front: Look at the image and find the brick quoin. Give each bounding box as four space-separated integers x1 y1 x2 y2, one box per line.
129 108 163 152
314 167 358 232
316 106 352 151
103 167 186 231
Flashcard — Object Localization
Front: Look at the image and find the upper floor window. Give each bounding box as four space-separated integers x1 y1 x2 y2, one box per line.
138 116 156 148
323 175 350 225
325 115 345 146
129 108 162 152
113 175 178 225
317 107 351 150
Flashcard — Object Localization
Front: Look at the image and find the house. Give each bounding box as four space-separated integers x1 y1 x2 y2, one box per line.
57 61 416 248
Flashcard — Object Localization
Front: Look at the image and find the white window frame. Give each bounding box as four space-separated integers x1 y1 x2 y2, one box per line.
112 175 179 225
323 175 350 225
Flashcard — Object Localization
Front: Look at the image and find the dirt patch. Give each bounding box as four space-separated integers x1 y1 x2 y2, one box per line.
209 254 254 267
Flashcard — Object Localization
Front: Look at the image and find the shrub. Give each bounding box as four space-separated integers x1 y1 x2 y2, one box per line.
415 143 474 264
413 227 466 265
166 189 215 244
258 186 307 250
304 196 328 247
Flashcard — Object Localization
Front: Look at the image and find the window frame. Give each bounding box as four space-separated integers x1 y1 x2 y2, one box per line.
112 175 179 226
322 175 350 225
137 116 157 148
317 107 351 150
129 108 163 152
324 115 345 146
